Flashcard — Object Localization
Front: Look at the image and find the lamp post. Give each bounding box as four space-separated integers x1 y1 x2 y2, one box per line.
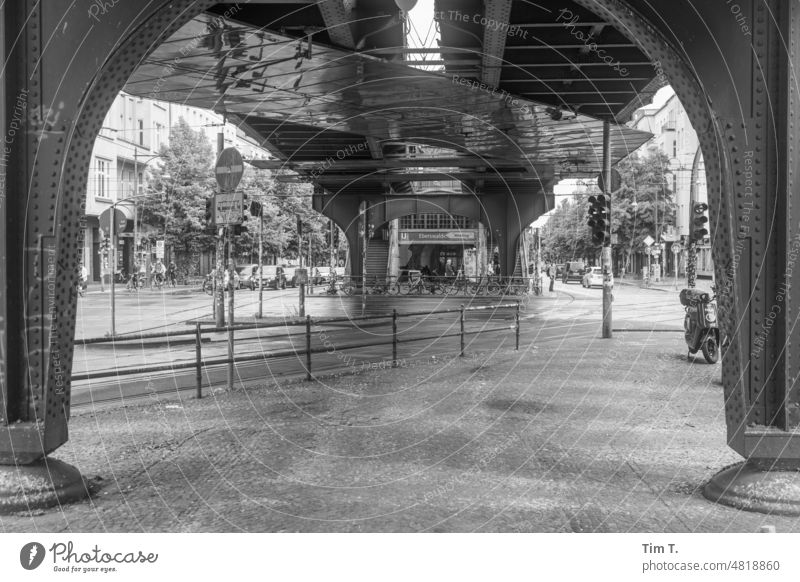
133 151 163 273
104 192 155 336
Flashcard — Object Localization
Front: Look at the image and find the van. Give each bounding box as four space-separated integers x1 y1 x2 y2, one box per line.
562 261 585 284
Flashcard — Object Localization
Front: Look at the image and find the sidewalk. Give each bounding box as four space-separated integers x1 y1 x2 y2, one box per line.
615 276 714 293
4 322 796 533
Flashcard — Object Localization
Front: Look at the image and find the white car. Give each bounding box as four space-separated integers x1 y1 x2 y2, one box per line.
581 266 612 288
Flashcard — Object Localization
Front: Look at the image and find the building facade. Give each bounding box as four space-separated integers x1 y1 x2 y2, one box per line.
629 87 712 278
83 93 269 282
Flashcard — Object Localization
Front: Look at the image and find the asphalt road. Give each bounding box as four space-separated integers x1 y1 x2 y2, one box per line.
71 280 689 409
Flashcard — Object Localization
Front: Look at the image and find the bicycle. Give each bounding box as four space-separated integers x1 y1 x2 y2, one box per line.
151 272 164 291
470 275 500 296
401 271 428 295
443 275 470 296
125 273 144 292
166 270 178 288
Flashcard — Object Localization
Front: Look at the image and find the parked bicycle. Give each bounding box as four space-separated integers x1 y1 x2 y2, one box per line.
470 275 501 296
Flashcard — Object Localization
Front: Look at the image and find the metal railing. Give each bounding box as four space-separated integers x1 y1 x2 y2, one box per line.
72 302 522 399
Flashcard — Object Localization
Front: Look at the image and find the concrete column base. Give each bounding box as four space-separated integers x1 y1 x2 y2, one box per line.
704 461 800 516
0 458 90 514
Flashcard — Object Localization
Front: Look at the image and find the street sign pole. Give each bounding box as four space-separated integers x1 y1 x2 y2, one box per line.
602 121 612 339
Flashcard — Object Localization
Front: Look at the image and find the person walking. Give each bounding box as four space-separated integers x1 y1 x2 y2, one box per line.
547 262 555 293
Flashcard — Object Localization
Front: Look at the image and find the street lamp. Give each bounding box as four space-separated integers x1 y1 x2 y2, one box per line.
103 191 156 336
133 151 163 271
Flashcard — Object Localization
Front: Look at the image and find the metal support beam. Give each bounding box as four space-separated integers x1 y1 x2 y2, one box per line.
481 0 513 88
318 0 357 49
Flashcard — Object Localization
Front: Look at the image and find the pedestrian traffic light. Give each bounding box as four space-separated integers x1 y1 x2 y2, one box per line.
587 194 610 245
204 197 215 226
691 202 709 242
249 200 262 217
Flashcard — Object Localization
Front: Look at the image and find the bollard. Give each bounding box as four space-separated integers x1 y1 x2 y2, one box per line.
195 322 203 399
227 324 234 391
392 309 398 367
515 302 520 351
460 304 465 357
306 314 312 381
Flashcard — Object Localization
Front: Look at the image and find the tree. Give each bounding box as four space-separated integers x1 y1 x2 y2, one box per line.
540 147 675 273
612 148 676 273
140 117 216 275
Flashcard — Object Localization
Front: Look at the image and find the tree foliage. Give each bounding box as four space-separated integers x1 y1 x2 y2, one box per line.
541 148 676 269
139 117 340 272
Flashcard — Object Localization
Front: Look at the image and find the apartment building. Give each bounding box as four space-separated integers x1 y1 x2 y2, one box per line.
84 92 269 282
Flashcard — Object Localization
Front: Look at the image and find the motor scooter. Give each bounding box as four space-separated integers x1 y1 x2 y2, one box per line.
680 287 721 364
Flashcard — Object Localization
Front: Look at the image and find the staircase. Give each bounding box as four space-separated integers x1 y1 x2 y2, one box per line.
365 239 389 279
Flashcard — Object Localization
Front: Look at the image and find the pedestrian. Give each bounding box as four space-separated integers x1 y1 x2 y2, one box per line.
445 259 455 278
547 262 555 293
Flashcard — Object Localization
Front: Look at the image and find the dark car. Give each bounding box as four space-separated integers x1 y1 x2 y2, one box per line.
250 265 286 290
562 261 585 284
236 264 259 290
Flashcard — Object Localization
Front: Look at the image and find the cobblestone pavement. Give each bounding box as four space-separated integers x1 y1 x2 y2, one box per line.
3 328 799 533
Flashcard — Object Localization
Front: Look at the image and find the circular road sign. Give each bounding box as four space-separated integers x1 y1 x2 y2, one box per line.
597 168 622 193
215 147 244 191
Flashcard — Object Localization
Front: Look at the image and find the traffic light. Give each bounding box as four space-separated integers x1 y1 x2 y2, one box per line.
204 197 215 226
691 202 709 243
233 224 248 236
249 200 262 217
587 194 610 245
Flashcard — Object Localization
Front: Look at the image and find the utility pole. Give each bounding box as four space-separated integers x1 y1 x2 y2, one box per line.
687 146 702 288
257 202 264 318
602 121 613 339
215 132 225 327
298 215 305 317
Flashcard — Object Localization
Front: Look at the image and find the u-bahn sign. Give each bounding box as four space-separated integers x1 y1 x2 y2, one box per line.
215 147 244 192
399 230 478 245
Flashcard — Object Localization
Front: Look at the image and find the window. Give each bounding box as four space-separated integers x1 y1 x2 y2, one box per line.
95 158 111 199
138 119 144 146
155 122 164 150
399 214 474 229
672 139 677 158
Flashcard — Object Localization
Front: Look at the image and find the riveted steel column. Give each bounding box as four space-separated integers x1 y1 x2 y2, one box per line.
0 0 212 512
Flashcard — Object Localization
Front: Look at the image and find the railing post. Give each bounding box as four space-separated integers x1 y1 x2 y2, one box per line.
227 323 234 391
306 314 312 381
515 302 520 351
460 304 465 357
392 308 398 367
195 322 203 399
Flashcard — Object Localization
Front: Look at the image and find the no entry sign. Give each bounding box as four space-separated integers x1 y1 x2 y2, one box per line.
215 147 244 192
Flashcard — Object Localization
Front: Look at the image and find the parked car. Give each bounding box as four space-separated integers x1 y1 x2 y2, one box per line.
581 266 613 288
313 266 334 284
282 265 298 287
236 264 259 290
251 265 286 290
562 261 585 284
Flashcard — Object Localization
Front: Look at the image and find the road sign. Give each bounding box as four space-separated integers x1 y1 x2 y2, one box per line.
597 168 622 193
156 240 165 259
672 242 683 254
99 207 129 234
643 235 655 247
215 192 244 225
215 147 244 191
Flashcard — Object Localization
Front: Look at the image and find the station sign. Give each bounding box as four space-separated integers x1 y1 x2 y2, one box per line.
399 230 478 245
215 192 244 225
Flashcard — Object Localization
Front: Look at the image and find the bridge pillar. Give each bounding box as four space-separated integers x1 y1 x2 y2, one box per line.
699 0 800 514
0 0 209 513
